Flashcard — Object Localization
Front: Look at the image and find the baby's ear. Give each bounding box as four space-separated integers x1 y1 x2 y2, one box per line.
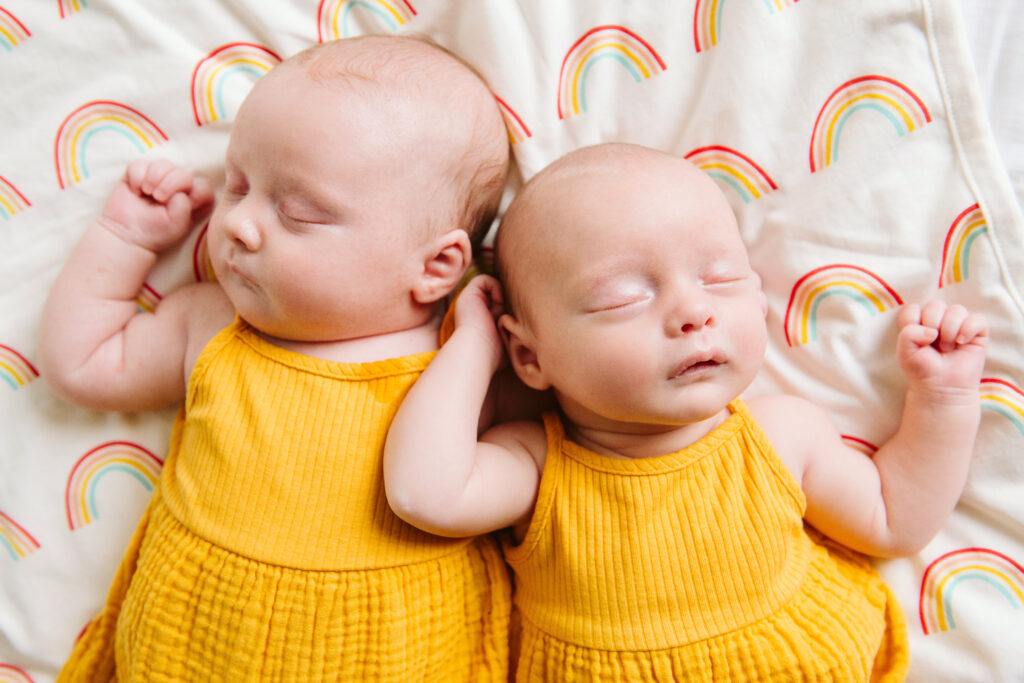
498 314 550 391
412 229 472 304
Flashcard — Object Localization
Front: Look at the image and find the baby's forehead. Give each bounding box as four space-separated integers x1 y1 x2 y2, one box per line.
500 160 742 278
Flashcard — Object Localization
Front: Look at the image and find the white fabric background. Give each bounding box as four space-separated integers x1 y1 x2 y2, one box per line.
1 1 1022 680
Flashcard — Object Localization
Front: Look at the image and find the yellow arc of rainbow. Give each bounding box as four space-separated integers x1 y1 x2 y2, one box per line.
68 116 155 185
920 547 1024 634
569 42 652 116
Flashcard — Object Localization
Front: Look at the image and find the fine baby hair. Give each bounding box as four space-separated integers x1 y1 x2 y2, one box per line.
384 142 989 680
39 35 513 681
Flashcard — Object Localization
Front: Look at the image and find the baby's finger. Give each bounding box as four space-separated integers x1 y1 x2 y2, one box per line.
936 303 969 352
151 166 197 204
189 175 215 208
899 323 939 352
140 159 180 197
164 193 193 232
919 299 947 331
478 275 505 308
123 159 151 194
956 312 989 347
898 302 922 329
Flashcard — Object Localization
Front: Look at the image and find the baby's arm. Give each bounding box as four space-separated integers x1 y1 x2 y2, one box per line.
754 301 988 557
38 159 216 411
384 275 545 538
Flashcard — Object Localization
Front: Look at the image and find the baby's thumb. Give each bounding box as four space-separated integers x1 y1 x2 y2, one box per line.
189 176 215 208
166 192 194 229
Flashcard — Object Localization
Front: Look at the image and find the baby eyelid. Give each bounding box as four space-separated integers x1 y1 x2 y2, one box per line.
586 290 652 313
703 269 748 285
223 173 247 194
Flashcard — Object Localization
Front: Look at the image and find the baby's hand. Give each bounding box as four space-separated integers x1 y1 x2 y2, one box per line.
453 275 507 372
897 300 988 394
99 159 214 253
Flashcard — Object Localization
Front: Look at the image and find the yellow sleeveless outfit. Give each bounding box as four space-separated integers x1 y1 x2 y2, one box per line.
59 320 511 682
504 401 909 682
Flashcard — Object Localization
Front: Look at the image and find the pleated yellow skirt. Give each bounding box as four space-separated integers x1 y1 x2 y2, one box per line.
512 538 908 682
60 494 511 682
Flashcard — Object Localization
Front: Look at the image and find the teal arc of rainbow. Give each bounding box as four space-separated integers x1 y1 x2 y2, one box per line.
58 0 87 19
317 0 417 41
191 42 282 126
939 203 988 287
65 441 163 530
783 263 903 346
0 510 40 561
919 547 1024 634
809 75 931 172
0 343 38 390
980 377 1024 435
0 6 31 50
54 100 168 189
0 175 31 220
557 25 666 119
685 145 778 203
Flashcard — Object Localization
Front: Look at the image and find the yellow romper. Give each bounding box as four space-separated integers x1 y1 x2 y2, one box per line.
59 319 511 682
504 401 909 682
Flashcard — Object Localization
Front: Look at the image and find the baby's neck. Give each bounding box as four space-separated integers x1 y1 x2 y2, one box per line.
258 316 442 364
563 408 731 460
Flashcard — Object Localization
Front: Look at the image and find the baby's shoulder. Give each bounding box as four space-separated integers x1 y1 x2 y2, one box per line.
745 393 821 428
482 418 549 472
171 283 235 375
744 393 842 475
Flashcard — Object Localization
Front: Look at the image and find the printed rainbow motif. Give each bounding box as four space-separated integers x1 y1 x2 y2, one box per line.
192 223 217 282
65 441 163 530
980 377 1024 435
135 283 161 314
54 101 168 189
694 0 799 52
557 25 666 119
762 0 799 13
0 664 33 683
841 435 878 456
783 263 904 346
919 547 1024 634
0 344 38 390
0 511 40 561
693 0 724 52
0 175 30 220
495 96 532 145
0 6 30 50
939 203 988 287
191 43 282 126
317 0 417 41
685 145 778 203
809 75 931 172
58 0 86 19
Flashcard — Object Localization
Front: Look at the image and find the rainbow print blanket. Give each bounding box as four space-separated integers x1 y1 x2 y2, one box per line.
2 1 1023 680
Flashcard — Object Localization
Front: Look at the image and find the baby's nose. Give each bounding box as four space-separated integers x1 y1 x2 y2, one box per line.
222 205 262 251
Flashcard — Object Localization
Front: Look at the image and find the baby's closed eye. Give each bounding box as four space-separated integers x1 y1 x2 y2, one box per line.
582 280 653 313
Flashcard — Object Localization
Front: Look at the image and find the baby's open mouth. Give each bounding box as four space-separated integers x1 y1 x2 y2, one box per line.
670 356 722 379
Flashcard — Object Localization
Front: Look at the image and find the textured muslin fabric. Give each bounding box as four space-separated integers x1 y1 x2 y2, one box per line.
504 402 909 681
56 320 511 681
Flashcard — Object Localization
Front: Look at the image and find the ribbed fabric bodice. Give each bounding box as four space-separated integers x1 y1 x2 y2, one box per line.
505 400 812 651
161 318 469 570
